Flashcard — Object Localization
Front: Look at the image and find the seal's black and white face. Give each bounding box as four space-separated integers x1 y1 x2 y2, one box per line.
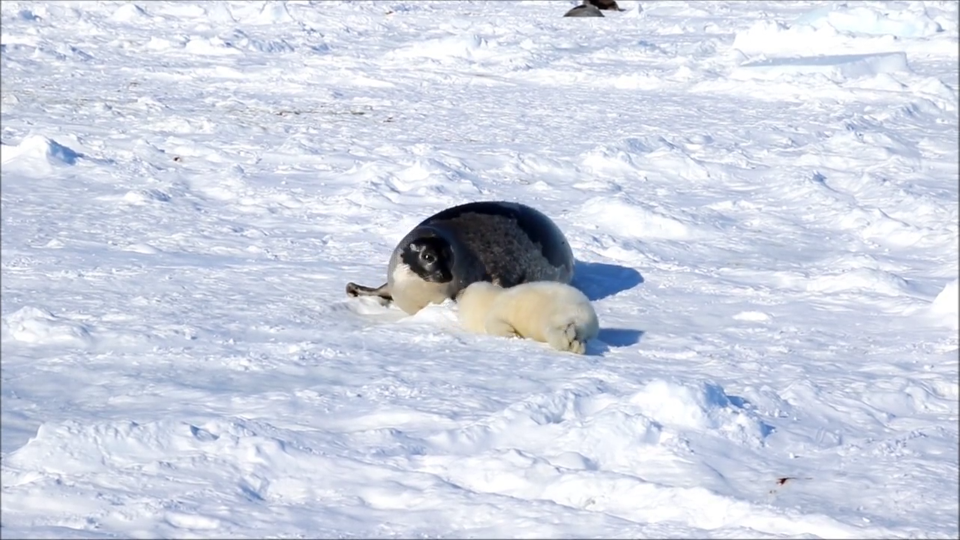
399 236 454 283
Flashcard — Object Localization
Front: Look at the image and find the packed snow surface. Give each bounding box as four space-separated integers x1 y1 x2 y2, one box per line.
1 1 958 538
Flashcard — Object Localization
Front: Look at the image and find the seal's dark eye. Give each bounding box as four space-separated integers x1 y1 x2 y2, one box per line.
421 251 435 263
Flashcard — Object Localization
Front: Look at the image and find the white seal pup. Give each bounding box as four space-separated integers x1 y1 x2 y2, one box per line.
457 281 599 354
346 201 575 315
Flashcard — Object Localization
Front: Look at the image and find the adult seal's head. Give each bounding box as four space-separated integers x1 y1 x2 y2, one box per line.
346 201 576 315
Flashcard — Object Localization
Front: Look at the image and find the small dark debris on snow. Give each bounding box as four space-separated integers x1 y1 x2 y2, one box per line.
768 476 813 494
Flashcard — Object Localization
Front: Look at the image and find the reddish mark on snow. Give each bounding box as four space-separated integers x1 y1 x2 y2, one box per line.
769 476 812 494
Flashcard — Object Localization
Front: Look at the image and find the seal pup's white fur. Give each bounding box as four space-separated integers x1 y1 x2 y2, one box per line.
457 281 599 354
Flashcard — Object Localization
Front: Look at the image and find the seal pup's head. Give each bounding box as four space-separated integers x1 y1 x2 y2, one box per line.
455 281 504 334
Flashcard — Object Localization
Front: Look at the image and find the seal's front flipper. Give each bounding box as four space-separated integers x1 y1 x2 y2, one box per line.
346 282 393 303
485 317 519 339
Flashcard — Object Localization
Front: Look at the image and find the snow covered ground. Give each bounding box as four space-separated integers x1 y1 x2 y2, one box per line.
1 0 957 537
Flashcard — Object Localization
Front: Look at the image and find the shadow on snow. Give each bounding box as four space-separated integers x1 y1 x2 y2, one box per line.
573 260 645 350
572 260 644 302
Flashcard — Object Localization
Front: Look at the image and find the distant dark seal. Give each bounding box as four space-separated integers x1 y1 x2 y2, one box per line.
563 0 625 17
346 201 576 315
588 0 625 11
564 4 604 17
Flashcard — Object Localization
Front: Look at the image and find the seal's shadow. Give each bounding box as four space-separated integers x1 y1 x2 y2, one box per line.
597 327 645 346
572 260 644 302
572 260 645 351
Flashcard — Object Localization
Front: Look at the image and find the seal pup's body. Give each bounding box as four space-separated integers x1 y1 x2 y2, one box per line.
457 281 599 354
346 201 575 315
